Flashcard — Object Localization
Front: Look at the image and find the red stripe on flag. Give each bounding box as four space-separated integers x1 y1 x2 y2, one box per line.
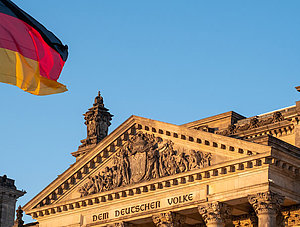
0 12 64 81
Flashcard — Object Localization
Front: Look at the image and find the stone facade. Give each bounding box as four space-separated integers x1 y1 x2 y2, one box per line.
0 175 25 227
21 92 300 227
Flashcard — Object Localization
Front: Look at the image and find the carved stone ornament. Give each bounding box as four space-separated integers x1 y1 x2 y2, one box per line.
232 213 258 227
198 202 232 225
280 205 300 226
79 131 212 197
14 206 24 227
217 112 284 136
78 91 113 149
152 212 186 227
248 191 284 215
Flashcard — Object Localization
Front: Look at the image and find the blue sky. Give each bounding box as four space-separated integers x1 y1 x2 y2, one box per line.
1 0 300 223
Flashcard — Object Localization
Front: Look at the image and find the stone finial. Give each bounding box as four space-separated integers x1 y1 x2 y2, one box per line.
198 202 232 225
248 191 284 215
73 91 113 159
152 212 186 227
14 206 24 227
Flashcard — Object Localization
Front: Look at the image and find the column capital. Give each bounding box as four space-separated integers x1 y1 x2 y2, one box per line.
152 211 186 227
248 191 284 215
198 202 232 225
106 222 130 227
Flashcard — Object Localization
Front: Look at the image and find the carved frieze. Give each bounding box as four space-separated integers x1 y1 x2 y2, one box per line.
217 112 284 136
79 132 212 197
152 212 186 227
248 191 284 215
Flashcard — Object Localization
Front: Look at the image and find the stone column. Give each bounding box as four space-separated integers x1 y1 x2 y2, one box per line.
198 202 232 227
248 191 284 227
152 211 186 227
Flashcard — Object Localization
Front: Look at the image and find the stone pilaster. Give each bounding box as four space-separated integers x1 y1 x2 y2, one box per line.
152 211 186 227
198 202 232 227
248 191 284 227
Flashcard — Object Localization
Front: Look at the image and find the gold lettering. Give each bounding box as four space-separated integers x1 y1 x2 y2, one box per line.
131 206 136 213
104 212 109 220
145 203 150 211
121 209 125 215
150 202 155 209
135 205 140 212
156 201 160 208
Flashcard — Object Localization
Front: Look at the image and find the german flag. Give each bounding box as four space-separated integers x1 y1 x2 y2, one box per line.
0 0 68 95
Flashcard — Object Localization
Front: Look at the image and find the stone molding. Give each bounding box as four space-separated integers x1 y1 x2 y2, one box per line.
198 202 231 225
248 191 284 215
24 115 300 219
152 212 186 227
26 150 300 220
25 115 269 213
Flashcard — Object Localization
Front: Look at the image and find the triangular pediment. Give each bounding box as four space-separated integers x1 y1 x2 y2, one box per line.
23 115 272 215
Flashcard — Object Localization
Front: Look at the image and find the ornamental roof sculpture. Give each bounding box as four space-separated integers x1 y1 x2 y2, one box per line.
217 112 285 136
72 91 113 159
22 94 300 223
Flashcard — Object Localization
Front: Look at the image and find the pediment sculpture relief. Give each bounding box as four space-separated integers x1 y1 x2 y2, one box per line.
79 132 212 197
218 111 284 136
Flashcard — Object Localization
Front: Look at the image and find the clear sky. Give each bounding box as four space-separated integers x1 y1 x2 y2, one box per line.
1 0 300 223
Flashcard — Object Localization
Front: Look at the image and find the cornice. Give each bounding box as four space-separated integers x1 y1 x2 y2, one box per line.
0 185 26 198
233 120 294 139
22 115 288 217
181 111 245 128
25 150 299 220
23 115 137 212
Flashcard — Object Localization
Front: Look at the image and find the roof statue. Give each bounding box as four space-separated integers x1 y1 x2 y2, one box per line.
13 206 24 227
72 91 113 159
